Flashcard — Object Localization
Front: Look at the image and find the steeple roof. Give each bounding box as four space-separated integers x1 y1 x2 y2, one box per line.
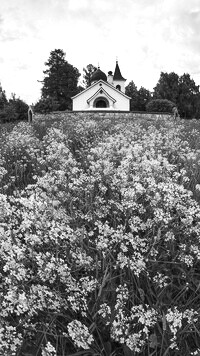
113 61 126 81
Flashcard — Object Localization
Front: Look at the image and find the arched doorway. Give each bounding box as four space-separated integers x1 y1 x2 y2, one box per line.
96 99 107 108
94 97 109 108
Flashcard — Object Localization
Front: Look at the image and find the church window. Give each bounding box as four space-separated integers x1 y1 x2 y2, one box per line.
116 84 121 91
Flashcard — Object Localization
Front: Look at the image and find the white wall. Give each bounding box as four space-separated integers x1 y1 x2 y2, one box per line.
107 74 114 85
113 79 125 93
73 81 130 111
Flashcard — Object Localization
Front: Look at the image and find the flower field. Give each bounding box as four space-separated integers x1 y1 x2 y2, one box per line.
1 114 200 355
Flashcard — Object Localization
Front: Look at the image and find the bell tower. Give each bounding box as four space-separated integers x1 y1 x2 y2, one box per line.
113 61 126 93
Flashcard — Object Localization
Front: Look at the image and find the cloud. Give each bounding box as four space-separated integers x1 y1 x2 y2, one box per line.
0 0 200 102
16 63 29 70
0 31 21 42
67 0 132 29
181 10 200 52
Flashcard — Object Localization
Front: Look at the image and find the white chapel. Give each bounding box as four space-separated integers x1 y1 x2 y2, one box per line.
72 61 130 111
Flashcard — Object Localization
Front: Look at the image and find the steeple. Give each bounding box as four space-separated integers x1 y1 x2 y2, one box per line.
113 61 126 81
112 60 126 93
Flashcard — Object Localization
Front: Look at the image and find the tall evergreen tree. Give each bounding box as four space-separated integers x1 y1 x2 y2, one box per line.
41 49 81 110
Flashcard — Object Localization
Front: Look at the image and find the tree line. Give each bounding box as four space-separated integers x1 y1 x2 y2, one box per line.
1 48 200 121
35 49 200 119
124 72 200 119
0 86 29 123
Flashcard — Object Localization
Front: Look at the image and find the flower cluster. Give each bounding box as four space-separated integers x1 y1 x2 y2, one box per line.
67 320 94 349
165 307 198 349
111 286 158 352
0 115 200 355
42 342 57 356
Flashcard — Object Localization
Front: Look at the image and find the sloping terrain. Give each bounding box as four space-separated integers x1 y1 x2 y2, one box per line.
0 114 200 355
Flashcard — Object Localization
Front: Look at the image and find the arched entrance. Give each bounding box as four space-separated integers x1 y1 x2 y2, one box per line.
94 97 109 108
96 100 107 108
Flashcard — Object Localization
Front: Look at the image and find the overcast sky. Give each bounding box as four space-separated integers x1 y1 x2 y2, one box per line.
1 0 200 104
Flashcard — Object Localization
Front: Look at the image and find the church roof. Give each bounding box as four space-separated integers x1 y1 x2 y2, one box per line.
91 68 107 82
113 61 126 81
72 79 131 100
87 87 116 104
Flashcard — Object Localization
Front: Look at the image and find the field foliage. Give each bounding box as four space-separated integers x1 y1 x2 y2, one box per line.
1 114 200 355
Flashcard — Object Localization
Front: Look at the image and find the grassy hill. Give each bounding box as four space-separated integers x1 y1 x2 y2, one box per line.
1 113 200 355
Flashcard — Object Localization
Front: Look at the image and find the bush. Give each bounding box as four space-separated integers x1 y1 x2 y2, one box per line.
34 97 60 113
34 97 72 113
0 104 18 123
0 98 29 122
9 98 29 121
146 99 176 113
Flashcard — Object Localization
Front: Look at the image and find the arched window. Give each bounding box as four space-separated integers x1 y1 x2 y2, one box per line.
116 84 121 91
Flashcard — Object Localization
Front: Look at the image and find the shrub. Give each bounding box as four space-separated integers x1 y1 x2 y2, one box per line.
0 98 29 122
146 99 176 113
34 97 60 113
10 97 29 121
34 97 72 113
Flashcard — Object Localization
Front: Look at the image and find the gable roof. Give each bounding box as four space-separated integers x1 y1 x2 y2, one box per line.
113 61 126 81
72 80 131 100
87 87 116 104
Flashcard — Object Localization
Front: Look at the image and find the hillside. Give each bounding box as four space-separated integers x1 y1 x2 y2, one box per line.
1 113 200 355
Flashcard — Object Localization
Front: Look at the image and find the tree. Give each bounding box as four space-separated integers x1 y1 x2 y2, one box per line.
153 71 200 118
178 73 199 118
0 83 8 110
153 72 179 103
193 93 200 119
0 93 28 123
137 87 152 111
125 82 151 111
125 81 138 111
77 85 85 93
41 49 81 111
9 96 29 121
83 64 97 88
0 86 28 123
34 97 60 114
154 72 179 102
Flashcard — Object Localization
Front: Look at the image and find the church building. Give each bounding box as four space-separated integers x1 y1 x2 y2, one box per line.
72 61 130 111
